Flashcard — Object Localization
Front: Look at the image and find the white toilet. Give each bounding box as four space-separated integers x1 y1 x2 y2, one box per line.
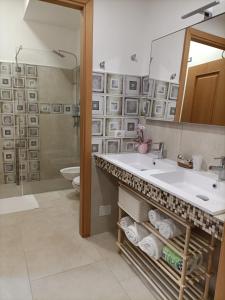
72 176 80 193
60 166 80 192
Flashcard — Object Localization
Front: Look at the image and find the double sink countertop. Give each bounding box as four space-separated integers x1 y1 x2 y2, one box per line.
95 153 225 221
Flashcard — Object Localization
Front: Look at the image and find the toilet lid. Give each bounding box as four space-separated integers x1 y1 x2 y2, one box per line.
73 176 80 186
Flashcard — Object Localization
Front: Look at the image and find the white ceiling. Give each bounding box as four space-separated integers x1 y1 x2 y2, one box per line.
24 0 81 31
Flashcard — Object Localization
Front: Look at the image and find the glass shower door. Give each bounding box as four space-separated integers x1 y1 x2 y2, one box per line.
0 51 80 198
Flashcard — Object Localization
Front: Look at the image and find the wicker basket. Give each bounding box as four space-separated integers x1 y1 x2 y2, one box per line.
118 187 150 222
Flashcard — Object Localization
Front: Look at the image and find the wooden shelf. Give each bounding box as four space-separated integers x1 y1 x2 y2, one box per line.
117 186 216 299
117 239 205 300
118 222 208 283
142 221 212 258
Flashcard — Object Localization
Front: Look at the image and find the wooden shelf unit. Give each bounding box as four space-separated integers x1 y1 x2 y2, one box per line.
117 185 216 300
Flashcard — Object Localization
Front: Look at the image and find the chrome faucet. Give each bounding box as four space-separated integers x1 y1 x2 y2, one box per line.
151 142 164 159
209 156 225 181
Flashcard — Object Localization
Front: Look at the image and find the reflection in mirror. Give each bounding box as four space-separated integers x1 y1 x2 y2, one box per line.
146 30 185 121
147 12 225 126
180 14 225 126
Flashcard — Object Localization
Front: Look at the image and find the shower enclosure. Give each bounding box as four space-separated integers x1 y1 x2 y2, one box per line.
0 47 80 199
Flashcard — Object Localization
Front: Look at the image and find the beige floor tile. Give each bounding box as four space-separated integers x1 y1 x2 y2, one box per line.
0 224 22 253
0 189 161 300
25 234 102 280
21 206 78 251
35 189 79 210
0 226 32 300
58 189 78 200
120 276 160 300
34 191 61 207
89 232 136 282
0 210 25 228
31 261 130 300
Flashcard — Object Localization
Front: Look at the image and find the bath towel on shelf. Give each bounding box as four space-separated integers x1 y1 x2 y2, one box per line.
159 219 183 239
119 216 133 229
148 209 166 229
138 234 164 260
124 223 149 246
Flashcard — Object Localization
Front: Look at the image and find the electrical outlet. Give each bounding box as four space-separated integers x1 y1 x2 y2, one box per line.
99 205 111 216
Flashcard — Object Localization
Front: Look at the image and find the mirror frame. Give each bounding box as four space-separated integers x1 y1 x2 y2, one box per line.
175 27 225 122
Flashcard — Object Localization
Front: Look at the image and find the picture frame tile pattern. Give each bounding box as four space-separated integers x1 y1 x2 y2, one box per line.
125 75 141 96
107 73 123 95
146 77 179 121
92 138 103 154
93 72 104 93
92 94 104 116
0 61 41 183
106 96 122 116
92 71 141 154
124 98 139 116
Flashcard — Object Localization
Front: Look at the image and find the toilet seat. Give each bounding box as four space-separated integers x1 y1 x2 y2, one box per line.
60 166 80 181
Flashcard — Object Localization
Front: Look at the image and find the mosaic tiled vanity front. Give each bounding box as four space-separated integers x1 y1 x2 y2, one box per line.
95 156 224 241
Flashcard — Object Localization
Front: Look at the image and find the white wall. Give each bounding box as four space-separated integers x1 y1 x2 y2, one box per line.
93 0 151 75
0 0 80 69
150 30 185 83
93 0 225 75
142 0 225 74
189 41 223 67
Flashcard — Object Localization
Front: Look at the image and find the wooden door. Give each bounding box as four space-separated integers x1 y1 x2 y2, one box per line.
41 0 93 237
181 59 225 125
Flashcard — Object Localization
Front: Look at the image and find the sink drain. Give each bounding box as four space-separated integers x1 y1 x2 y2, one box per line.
196 195 209 201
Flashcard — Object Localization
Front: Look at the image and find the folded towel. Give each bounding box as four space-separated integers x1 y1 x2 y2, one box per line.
138 234 164 260
119 216 133 229
124 223 149 246
159 219 183 239
148 209 165 229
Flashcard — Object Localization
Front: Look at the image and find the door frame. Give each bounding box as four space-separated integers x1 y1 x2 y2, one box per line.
175 28 225 122
40 0 93 237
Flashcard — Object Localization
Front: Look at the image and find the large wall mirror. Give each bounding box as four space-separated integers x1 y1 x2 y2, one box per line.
147 13 225 126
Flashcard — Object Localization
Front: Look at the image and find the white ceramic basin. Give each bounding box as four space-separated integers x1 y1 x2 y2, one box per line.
103 153 176 172
97 153 225 215
152 170 225 215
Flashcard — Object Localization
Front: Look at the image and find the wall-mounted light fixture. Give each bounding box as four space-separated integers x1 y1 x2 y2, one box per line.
181 1 220 20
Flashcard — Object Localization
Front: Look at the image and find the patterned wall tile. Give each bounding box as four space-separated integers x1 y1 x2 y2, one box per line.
92 71 141 154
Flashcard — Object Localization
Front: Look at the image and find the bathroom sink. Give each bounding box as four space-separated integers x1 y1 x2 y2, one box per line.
151 170 225 215
97 153 225 214
103 153 176 172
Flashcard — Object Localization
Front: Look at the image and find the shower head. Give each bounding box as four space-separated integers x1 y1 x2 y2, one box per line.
52 49 65 58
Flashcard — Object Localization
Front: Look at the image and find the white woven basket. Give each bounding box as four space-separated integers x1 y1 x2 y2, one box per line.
118 187 150 222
